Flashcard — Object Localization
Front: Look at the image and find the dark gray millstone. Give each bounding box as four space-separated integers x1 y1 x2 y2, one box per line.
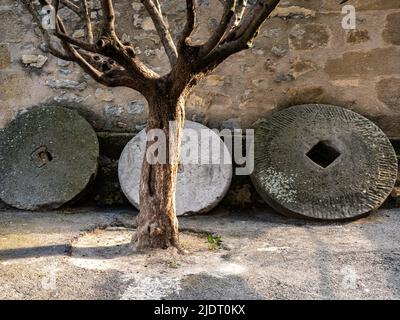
0 106 99 210
251 104 398 220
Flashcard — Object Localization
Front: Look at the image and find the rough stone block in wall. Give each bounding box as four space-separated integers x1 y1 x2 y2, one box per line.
324 48 400 78
322 0 400 11
0 0 399 138
0 9 25 43
383 12 400 45
377 78 400 111
0 44 11 69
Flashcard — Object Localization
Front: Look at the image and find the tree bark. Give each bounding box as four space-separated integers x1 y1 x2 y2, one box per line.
133 81 186 250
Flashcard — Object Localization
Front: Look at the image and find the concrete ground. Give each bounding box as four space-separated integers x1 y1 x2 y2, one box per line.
1 206 400 300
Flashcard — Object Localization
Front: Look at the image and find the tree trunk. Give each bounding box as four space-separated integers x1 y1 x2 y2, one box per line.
133 84 186 250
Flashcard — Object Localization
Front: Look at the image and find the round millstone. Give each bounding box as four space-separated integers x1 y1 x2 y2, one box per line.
251 104 398 220
118 120 232 216
0 106 99 210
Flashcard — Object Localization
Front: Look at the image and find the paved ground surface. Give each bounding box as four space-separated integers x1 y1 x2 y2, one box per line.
1 206 400 300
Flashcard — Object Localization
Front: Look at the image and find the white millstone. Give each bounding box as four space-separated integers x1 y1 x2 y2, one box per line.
118 120 232 216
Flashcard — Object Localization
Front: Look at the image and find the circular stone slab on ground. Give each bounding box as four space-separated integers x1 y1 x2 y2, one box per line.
118 120 232 216
251 104 398 220
0 106 99 210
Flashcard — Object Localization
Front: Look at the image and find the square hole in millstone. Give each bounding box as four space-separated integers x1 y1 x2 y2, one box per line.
306 140 341 168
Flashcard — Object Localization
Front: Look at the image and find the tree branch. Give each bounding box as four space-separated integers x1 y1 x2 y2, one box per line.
56 17 104 82
20 0 72 60
233 0 247 27
22 0 159 92
100 0 116 36
199 0 235 57
238 0 280 45
55 31 97 52
60 0 80 15
22 0 281 96
153 0 162 12
81 0 94 43
56 16 143 90
225 0 278 43
221 0 248 42
197 0 280 72
141 0 178 66
178 0 196 49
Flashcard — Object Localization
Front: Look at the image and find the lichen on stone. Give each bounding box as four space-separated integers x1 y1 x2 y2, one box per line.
263 167 298 204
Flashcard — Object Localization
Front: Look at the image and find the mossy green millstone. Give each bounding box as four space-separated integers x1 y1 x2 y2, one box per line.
251 104 398 220
0 106 99 210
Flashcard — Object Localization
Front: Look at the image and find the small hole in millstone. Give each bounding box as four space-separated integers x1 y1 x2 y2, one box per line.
31 146 53 168
306 140 341 168
38 150 53 163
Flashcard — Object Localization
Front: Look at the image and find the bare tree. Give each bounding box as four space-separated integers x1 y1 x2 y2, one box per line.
21 0 281 250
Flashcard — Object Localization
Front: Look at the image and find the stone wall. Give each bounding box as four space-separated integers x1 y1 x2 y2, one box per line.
1 1 400 209
1 0 400 136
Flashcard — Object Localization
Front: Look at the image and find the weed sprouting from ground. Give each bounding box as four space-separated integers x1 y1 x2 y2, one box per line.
207 234 222 251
